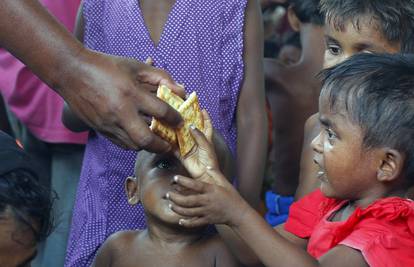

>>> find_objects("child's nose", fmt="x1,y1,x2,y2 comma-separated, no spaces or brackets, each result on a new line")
311,132,323,154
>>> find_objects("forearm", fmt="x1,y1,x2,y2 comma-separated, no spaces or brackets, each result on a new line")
232,201,319,267
236,107,267,208
0,0,84,93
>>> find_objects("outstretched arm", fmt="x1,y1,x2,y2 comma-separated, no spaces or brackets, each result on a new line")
168,126,368,267
0,0,184,152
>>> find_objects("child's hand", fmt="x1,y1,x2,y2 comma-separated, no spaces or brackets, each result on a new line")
167,168,249,227
175,110,220,184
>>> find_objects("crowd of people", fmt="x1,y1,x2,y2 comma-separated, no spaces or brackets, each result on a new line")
0,0,413,266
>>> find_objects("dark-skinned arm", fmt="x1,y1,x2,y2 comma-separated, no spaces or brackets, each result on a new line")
0,0,184,152
237,0,267,209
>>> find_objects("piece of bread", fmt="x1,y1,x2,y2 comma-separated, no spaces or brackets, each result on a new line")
150,85,184,144
177,92,204,156
150,85,204,156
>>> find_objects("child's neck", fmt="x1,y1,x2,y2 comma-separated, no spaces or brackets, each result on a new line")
352,186,408,209
145,217,203,248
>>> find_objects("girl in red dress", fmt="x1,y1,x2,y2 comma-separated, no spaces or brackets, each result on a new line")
167,53,414,267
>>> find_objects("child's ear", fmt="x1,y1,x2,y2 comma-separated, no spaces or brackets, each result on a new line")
125,176,140,205
377,149,405,182
287,5,301,32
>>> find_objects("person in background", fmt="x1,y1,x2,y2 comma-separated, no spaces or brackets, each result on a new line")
0,131,53,267
264,0,325,226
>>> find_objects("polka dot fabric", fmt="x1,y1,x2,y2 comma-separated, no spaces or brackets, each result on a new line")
65,0,247,266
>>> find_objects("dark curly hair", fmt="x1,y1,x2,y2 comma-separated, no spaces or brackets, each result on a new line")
0,169,54,242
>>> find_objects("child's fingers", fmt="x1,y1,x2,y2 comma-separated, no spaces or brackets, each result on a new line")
174,175,207,192
178,217,209,228
170,204,205,217
167,191,205,207
189,126,214,155
201,109,213,142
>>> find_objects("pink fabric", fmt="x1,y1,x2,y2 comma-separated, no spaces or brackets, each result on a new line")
0,0,87,144
285,189,414,267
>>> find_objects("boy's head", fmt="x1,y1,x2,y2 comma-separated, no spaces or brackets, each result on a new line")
126,133,234,227
313,53,414,198
287,0,324,31
320,0,414,67
0,131,53,267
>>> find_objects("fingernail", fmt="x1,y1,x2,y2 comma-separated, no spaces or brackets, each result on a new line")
206,166,213,170
176,83,185,88
189,124,196,130
166,192,170,199
168,203,173,209
174,176,179,182
179,219,184,225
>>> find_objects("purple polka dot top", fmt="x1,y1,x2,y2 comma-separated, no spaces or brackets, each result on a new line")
65,0,247,266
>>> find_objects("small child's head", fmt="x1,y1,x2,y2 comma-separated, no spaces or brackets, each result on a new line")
320,0,414,67
0,132,53,267
287,0,324,31
126,133,234,228
312,53,414,199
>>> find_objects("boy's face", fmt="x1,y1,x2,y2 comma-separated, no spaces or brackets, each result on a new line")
311,91,380,199
324,16,400,68
132,151,191,224
0,212,37,267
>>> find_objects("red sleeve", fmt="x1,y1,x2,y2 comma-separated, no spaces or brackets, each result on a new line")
284,189,329,238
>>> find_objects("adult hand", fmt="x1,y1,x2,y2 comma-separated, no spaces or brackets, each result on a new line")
60,49,185,152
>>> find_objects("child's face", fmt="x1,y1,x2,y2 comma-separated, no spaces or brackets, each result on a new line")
324,16,400,68
133,151,191,224
311,92,380,199
0,212,37,267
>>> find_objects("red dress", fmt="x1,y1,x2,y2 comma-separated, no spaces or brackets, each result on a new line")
285,190,414,267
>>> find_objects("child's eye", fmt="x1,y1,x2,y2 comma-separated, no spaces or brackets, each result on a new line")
325,128,337,143
327,44,342,56
155,159,177,170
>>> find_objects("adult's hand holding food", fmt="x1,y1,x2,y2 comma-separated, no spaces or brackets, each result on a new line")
0,0,184,152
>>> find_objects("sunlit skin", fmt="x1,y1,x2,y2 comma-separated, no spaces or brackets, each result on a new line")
0,210,38,267
295,17,401,199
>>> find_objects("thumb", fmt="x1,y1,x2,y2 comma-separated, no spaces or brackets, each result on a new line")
137,64,186,98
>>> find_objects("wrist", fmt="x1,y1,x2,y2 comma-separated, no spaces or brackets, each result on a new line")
228,192,252,229
50,44,88,98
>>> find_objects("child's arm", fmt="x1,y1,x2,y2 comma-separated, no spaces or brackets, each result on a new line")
236,0,268,208
294,114,321,200
169,127,368,267
169,174,368,267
